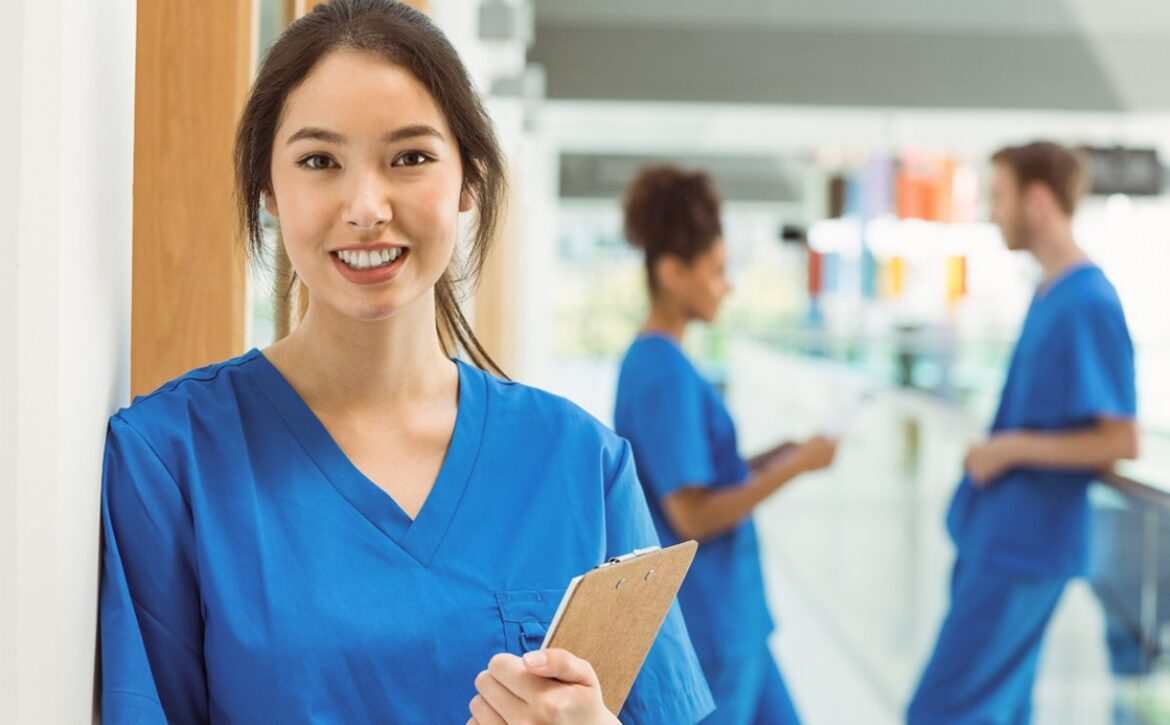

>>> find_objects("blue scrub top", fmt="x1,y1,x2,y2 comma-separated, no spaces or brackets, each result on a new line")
614,335,774,670
947,264,1137,577
100,349,714,724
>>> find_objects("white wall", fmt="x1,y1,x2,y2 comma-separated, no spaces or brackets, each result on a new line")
0,0,136,721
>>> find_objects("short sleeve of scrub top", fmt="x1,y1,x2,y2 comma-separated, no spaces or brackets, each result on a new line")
603,443,718,721
614,341,718,500
102,415,207,722
99,350,714,724
1060,293,1137,424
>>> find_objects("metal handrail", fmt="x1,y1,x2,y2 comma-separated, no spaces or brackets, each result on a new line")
1102,469,1170,510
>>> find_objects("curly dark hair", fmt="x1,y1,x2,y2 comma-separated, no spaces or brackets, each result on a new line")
622,165,723,296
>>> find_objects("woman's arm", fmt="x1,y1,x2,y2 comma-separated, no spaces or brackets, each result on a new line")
662,436,837,542
746,441,798,472
101,415,207,722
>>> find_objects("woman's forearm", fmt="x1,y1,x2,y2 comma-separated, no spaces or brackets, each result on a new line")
663,454,810,542
746,441,796,472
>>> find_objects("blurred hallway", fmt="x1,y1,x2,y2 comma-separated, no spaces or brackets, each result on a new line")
738,341,1167,724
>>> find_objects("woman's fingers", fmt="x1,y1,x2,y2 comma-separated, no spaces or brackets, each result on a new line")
485,652,551,703
468,694,506,725
475,663,531,721
522,648,600,688
472,650,612,724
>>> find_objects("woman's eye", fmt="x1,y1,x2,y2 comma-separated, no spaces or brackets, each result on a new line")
297,154,336,170
393,151,432,167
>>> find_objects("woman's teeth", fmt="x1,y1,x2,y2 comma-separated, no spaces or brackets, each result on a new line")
335,248,402,270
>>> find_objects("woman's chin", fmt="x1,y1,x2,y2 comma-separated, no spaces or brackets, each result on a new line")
353,296,418,322
339,287,425,323
324,296,405,324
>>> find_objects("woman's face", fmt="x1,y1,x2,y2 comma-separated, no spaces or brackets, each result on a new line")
267,50,471,323
670,237,731,323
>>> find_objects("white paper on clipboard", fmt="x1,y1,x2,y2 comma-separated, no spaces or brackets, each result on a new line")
542,574,583,648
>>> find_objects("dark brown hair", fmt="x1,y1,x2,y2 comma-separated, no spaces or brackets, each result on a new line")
622,165,723,296
234,0,506,375
991,141,1089,216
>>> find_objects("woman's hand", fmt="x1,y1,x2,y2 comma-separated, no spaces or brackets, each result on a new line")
793,435,838,473
467,649,618,725
748,441,799,471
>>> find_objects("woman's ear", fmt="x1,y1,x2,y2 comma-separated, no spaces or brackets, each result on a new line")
263,189,279,217
458,186,475,213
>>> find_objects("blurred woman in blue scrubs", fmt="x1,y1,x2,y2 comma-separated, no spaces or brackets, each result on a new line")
614,166,837,724
98,2,713,723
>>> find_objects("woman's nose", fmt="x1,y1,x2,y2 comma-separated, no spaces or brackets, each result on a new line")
346,172,392,231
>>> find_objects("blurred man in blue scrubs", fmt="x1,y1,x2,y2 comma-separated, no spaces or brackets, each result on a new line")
908,142,1139,724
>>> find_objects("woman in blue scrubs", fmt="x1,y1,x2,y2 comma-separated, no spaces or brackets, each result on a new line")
614,166,837,724
99,2,712,723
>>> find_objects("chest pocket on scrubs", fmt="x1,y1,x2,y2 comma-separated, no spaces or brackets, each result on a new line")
496,589,562,654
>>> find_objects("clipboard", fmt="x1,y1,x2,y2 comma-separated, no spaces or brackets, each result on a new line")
540,540,698,715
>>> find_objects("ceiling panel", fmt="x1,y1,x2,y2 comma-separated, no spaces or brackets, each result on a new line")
531,24,1141,111
529,0,1170,111
534,0,1170,35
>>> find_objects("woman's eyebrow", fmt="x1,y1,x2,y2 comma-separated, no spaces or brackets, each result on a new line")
286,127,345,146
285,124,444,147
382,125,445,144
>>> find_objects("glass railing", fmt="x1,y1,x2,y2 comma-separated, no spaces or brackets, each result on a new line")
1089,473,1170,724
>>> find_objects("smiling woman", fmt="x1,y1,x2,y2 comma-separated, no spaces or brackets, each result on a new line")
236,6,503,370
97,1,713,723
264,51,471,325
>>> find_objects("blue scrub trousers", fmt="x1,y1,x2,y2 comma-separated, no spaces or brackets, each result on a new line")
907,559,1067,725
701,646,800,725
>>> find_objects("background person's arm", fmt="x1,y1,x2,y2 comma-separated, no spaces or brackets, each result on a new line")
745,441,798,472
965,417,1139,486
662,436,836,542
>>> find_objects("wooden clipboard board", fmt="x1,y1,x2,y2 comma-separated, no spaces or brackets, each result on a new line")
541,540,698,715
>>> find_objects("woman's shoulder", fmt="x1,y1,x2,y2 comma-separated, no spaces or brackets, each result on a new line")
112,349,264,443
622,335,693,375
463,361,624,450
617,336,703,401
468,364,636,486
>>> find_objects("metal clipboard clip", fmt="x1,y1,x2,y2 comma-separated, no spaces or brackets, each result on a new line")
600,546,662,568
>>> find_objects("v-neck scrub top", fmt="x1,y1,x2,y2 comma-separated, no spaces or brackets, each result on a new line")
945,264,1137,577
100,350,714,724
614,335,774,670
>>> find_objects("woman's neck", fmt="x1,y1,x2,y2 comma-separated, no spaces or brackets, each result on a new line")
642,298,690,343
264,291,455,414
